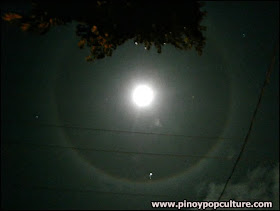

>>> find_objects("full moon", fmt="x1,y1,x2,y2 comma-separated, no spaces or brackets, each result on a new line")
132,85,154,107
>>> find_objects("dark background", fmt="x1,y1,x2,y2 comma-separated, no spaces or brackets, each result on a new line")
1,1,279,209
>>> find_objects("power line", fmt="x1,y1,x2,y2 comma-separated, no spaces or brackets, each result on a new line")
12,182,276,201
217,34,279,202
3,138,275,161
3,140,231,160
4,121,243,142
12,183,169,198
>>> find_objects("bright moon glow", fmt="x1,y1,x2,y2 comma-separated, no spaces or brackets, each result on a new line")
132,85,154,107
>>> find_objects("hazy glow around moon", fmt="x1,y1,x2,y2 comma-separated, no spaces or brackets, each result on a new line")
132,85,154,107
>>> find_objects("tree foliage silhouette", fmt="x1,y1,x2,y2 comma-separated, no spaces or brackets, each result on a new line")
3,0,207,62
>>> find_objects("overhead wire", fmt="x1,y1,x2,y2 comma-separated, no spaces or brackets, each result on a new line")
12,183,170,198
3,140,232,160
217,31,279,202
4,120,243,142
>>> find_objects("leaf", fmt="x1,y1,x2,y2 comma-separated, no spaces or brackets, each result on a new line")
2,13,22,21
85,55,93,61
21,23,30,31
91,25,98,33
78,39,86,48
38,22,49,29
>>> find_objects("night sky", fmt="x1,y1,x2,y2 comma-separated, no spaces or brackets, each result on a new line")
1,1,279,210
